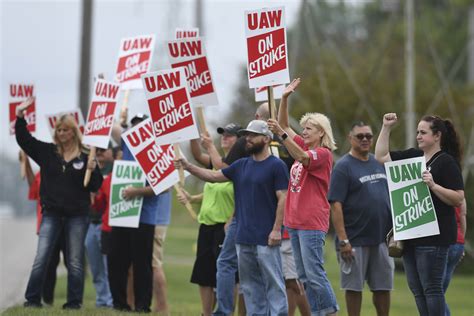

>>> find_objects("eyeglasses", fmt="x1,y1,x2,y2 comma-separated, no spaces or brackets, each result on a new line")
353,133,373,141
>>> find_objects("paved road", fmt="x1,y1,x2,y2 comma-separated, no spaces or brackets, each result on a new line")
0,216,37,311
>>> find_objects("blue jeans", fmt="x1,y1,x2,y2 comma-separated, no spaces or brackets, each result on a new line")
403,245,448,316
288,229,339,316
443,243,464,316
236,244,288,316
85,223,113,307
213,217,238,316
25,214,89,306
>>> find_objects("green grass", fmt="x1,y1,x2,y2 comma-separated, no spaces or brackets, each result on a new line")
3,207,474,315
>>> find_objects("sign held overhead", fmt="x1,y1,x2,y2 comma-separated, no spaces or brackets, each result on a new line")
115,34,155,90
244,7,290,88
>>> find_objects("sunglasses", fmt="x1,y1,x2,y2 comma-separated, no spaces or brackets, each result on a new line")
353,133,373,141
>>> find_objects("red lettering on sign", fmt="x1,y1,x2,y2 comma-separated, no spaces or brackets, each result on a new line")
125,121,154,148
144,71,181,93
176,30,198,39
95,82,120,99
247,9,282,30
168,40,202,58
10,84,34,98
122,37,153,51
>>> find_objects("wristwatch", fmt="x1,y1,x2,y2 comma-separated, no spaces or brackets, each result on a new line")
281,133,288,140
339,239,350,247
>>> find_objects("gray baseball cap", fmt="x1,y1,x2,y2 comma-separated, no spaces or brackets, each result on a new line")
238,120,273,138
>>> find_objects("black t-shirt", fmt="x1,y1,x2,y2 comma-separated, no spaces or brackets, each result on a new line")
390,148,463,246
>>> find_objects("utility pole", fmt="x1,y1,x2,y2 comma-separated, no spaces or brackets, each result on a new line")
405,0,415,148
465,6,474,181
468,6,474,83
196,0,204,34
78,0,93,118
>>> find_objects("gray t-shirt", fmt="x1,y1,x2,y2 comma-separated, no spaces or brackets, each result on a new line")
328,153,392,246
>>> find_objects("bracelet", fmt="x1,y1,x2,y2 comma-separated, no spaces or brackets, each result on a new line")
281,133,288,140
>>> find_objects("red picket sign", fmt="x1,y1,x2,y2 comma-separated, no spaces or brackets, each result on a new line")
141,68,199,145
83,79,120,149
9,84,36,135
115,34,155,90
121,118,184,195
245,7,290,88
175,27,199,39
166,38,218,107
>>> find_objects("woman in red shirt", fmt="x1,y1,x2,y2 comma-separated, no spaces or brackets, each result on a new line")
268,78,339,315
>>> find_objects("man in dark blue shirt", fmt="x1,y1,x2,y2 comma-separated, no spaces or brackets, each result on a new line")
176,120,289,315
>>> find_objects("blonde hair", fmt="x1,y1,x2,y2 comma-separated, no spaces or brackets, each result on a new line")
53,114,84,156
299,113,337,151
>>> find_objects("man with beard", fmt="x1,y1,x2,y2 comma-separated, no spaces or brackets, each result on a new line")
175,120,289,315
328,121,393,316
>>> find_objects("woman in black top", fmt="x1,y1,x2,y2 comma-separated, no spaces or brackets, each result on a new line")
375,113,464,316
16,98,103,310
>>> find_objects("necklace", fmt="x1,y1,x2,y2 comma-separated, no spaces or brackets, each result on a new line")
426,151,444,172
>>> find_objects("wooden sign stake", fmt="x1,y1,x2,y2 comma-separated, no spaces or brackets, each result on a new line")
173,144,186,186
173,184,197,220
267,86,277,119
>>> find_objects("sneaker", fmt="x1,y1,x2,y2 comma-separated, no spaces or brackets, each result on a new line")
62,302,82,310
24,301,42,308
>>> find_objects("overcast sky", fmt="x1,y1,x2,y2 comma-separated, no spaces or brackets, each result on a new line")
0,0,302,162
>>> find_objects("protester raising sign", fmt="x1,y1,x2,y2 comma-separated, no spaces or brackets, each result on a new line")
141,68,199,145
166,38,218,107
46,109,85,136
175,27,199,39
82,79,120,149
254,84,285,102
385,157,439,241
9,84,36,135
245,7,290,89
115,34,155,90
109,160,146,228
121,118,186,195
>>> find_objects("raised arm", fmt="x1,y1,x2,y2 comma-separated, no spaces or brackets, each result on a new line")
278,78,301,139
267,118,311,166
190,137,211,167
175,158,229,183
375,113,398,163
15,97,49,164
200,133,227,170
268,189,287,247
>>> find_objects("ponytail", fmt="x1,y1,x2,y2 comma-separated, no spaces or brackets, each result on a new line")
421,115,463,166
442,119,462,166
